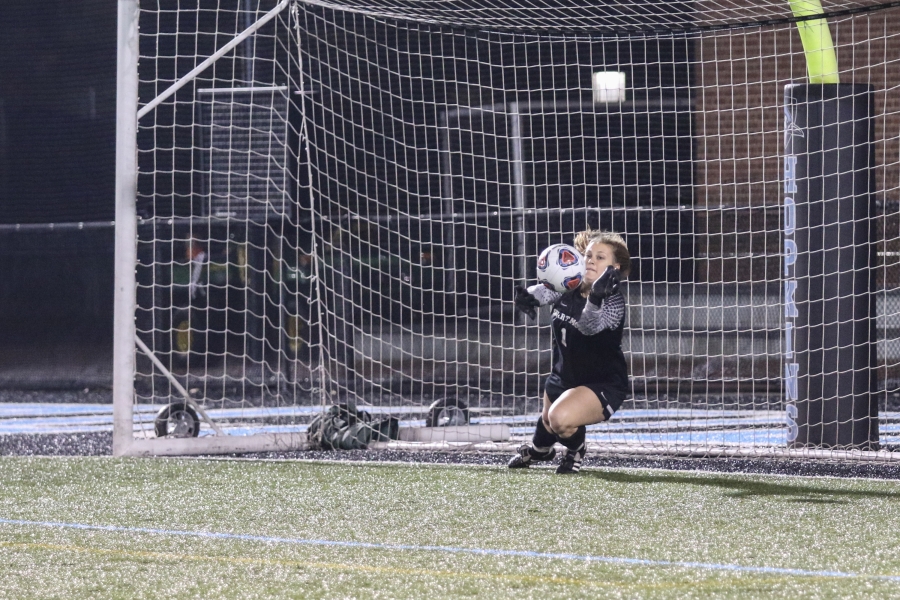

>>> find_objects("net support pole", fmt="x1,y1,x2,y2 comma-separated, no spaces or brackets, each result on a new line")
783,83,878,450
137,0,290,120
508,103,528,319
113,0,140,456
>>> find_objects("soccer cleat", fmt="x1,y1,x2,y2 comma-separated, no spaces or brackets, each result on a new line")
555,446,585,474
507,444,556,469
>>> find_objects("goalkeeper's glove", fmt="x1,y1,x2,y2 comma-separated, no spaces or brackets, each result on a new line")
589,266,620,306
514,285,540,320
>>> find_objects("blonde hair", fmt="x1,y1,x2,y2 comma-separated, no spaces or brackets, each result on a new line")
573,227,631,279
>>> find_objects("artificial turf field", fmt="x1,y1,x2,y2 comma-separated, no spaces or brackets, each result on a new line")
1,457,900,598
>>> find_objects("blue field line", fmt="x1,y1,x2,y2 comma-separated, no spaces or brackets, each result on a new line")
4,404,900,423
599,432,785,446
199,425,304,437
3,404,900,444
0,517,897,583
0,425,115,436
471,409,785,425
502,409,900,423
0,418,147,435
0,423,171,436
5,404,900,422
595,408,784,420
489,407,900,423
0,404,159,418
206,405,434,419
586,429,789,446
594,416,785,432
509,427,790,446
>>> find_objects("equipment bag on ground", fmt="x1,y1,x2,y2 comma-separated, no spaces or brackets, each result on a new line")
307,403,400,450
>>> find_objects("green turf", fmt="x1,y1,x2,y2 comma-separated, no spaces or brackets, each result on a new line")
1,457,900,598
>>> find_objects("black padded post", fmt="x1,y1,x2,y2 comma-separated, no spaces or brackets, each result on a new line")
783,83,878,450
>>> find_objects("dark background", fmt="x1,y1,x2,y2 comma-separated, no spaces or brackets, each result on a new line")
0,1,116,224
0,0,695,389
0,0,116,387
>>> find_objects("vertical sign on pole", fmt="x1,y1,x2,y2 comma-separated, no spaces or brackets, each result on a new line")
783,84,878,450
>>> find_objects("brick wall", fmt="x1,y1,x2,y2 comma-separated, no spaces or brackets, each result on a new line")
691,8,900,286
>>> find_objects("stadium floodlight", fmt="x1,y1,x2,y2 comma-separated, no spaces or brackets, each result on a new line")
114,0,900,461
592,71,626,104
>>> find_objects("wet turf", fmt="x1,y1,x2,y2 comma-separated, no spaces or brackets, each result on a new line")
1,457,900,598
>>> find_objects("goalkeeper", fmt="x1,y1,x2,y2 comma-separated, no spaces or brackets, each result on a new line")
510,229,630,474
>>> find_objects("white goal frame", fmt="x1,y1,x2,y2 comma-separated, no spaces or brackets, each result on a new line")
114,0,309,456
113,0,900,461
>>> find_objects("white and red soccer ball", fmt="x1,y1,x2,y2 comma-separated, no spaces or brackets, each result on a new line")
536,243,585,293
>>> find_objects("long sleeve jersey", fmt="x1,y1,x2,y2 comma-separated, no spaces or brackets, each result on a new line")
527,283,629,391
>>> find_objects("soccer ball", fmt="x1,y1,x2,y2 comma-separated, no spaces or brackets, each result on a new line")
536,243,585,293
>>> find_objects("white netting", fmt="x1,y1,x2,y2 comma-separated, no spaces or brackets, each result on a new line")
288,0,895,32
129,0,900,458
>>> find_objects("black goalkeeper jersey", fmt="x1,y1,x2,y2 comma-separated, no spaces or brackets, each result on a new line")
549,289,629,392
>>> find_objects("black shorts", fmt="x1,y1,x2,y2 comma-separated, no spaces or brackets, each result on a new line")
544,373,627,421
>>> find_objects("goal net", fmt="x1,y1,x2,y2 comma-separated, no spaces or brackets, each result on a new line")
115,0,900,460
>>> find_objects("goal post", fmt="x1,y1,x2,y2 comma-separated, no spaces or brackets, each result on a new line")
113,0,139,456
115,0,900,461
113,0,313,456
784,83,878,450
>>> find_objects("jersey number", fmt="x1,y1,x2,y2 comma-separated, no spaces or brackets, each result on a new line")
560,327,567,347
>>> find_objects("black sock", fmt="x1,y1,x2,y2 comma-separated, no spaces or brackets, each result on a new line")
532,416,556,452
557,426,586,453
